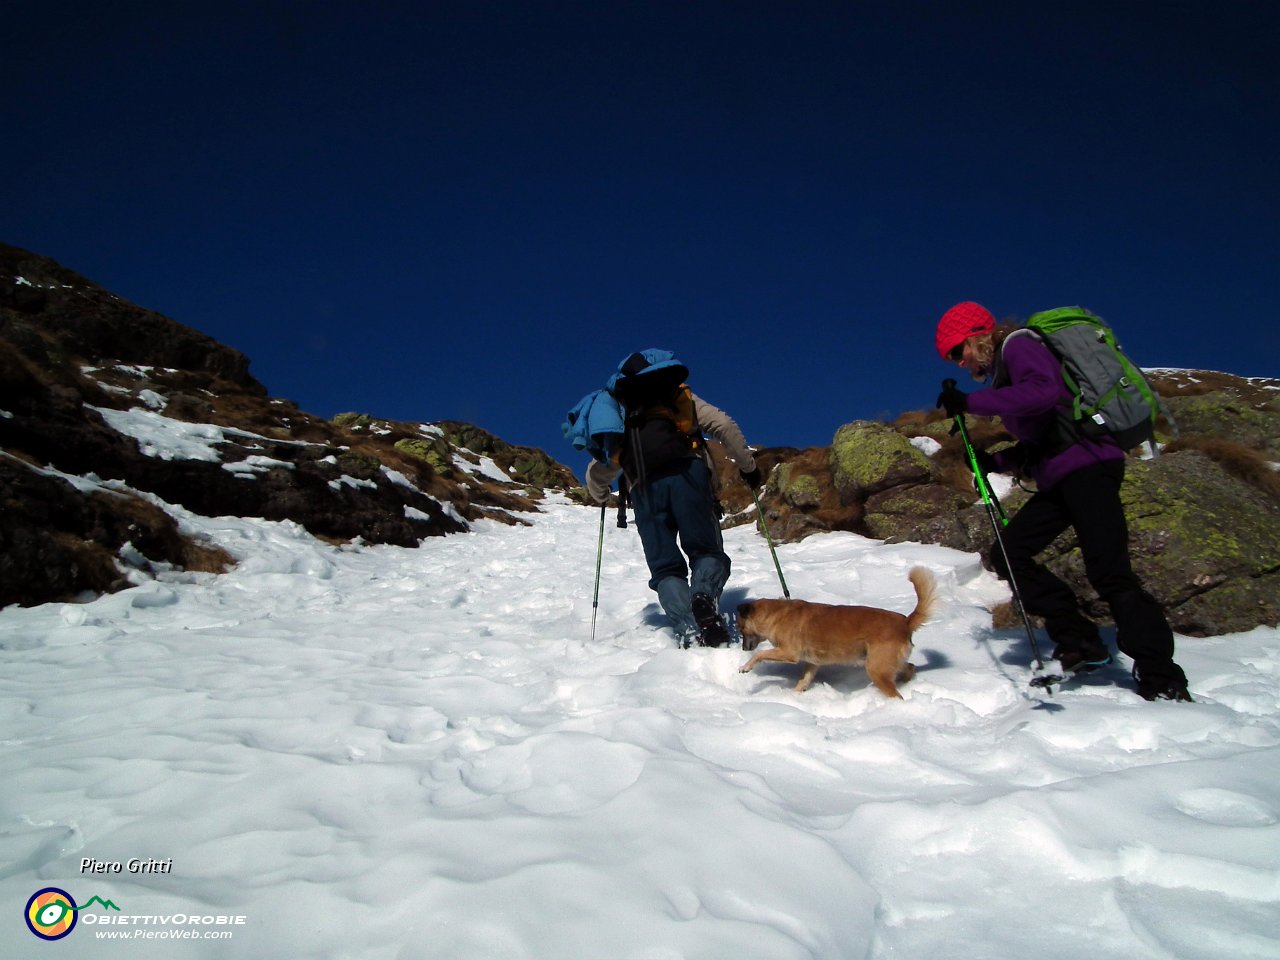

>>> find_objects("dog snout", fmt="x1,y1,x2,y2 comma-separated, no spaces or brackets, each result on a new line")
736,607,760,651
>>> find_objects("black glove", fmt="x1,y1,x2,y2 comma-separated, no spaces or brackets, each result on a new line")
973,448,997,475
740,466,763,490
935,379,968,419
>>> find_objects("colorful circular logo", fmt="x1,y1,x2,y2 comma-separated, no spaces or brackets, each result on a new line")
25,887,78,940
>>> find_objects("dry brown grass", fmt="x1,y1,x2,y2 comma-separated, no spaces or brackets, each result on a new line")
108,491,236,573
1149,369,1280,406
1165,436,1280,500
892,409,936,432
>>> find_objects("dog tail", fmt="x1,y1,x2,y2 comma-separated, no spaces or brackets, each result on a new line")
904,566,937,634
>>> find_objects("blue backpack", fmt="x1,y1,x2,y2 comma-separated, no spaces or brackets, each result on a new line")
606,348,689,404
563,349,691,463
562,388,626,463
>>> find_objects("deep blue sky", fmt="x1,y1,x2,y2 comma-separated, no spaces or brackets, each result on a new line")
4,2,1276,471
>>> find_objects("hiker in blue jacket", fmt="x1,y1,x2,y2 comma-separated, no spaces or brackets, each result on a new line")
586,350,761,648
935,301,1192,702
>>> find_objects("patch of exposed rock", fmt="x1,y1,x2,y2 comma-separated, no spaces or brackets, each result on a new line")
0,243,577,607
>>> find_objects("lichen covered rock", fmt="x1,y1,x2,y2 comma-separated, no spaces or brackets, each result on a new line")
829,421,934,503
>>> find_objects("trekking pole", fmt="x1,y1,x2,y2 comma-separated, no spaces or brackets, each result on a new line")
751,487,791,599
590,502,606,643
946,386,1060,692
947,385,1010,528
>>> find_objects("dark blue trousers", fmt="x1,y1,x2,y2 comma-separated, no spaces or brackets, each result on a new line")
630,458,730,635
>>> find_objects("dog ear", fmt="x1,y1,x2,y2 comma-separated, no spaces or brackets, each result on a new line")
736,601,754,619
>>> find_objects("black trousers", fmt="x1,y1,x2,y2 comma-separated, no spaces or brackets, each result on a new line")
989,460,1186,687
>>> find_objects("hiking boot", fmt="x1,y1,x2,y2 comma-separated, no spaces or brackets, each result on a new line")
692,593,732,648
1137,680,1194,702
1133,665,1193,702
1054,642,1113,674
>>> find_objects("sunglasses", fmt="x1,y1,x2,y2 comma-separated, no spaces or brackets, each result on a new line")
947,342,965,363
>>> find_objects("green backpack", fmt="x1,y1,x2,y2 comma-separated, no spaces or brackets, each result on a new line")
1020,307,1166,451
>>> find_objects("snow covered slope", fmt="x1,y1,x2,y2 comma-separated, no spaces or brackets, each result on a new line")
2,494,1277,958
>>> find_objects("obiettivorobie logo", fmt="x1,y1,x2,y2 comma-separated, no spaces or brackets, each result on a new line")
24,886,248,943
24,887,121,941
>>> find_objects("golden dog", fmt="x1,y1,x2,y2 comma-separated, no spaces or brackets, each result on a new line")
737,567,937,698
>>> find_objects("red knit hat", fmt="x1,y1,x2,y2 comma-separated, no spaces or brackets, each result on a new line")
936,301,995,359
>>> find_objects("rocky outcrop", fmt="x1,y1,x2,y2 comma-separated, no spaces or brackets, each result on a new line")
1162,387,1280,457
712,369,1280,636
1110,451,1278,634
830,421,935,500
0,454,236,608
0,243,578,608
0,243,259,388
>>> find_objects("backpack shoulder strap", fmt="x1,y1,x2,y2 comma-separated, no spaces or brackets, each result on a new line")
993,327,1044,386
1001,327,1041,348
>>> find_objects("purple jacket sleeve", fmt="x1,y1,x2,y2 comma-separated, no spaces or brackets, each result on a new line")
966,335,1064,425
966,333,1123,489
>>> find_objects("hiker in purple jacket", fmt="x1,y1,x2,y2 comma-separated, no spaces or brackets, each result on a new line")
934,301,1192,702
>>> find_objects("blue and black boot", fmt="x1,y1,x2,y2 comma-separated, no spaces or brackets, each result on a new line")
1134,665,1193,702
1054,640,1113,674
692,593,732,648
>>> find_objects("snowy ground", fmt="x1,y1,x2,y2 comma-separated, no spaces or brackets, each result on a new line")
2,493,1278,958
